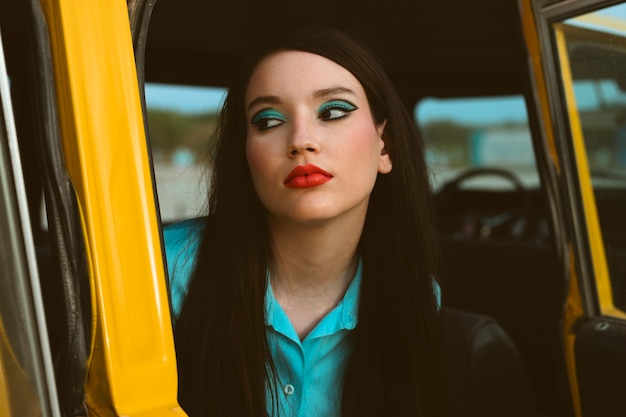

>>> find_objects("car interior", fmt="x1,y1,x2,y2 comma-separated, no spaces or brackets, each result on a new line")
145,1,568,416
1,0,574,415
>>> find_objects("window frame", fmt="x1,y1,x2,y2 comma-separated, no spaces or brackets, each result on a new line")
0,22,60,417
530,0,626,415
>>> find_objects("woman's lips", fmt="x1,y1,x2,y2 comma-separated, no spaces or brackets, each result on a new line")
284,164,333,188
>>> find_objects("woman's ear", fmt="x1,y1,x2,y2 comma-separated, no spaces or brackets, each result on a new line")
377,121,392,174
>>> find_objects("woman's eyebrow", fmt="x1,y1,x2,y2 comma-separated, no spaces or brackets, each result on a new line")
247,95,282,112
247,87,356,111
314,86,356,99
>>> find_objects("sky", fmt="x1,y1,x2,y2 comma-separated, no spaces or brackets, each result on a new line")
416,96,527,124
569,3,626,37
145,83,227,114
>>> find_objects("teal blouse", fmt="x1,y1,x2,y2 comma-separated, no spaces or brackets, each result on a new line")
164,218,361,417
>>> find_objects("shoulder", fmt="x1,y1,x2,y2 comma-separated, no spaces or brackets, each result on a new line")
163,217,205,267
164,217,204,246
163,217,205,318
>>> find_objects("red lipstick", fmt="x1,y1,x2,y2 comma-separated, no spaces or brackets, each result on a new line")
284,164,333,188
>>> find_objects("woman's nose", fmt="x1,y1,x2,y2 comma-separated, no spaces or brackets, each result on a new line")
287,117,320,156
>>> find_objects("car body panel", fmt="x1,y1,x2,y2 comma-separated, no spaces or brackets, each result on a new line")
531,1,626,416
38,0,183,415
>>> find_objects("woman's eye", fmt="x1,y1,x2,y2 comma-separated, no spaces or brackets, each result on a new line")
251,109,286,130
318,100,358,121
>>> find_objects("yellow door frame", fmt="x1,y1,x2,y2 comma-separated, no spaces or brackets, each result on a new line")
39,1,184,415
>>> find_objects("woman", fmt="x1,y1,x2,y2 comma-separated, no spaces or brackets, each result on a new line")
164,27,447,417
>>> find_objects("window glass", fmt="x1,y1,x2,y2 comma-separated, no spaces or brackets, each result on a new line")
416,96,537,190
145,83,226,223
558,3,626,314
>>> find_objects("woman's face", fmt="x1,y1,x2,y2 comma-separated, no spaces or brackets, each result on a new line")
244,50,392,227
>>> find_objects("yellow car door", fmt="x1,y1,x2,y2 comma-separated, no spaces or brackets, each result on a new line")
528,1,626,415
1,0,184,415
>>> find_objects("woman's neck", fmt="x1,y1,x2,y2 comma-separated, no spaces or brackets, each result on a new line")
268,216,363,339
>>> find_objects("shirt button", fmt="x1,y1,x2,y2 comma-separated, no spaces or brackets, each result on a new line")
283,384,295,396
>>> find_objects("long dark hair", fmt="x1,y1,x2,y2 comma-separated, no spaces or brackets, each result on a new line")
174,27,446,416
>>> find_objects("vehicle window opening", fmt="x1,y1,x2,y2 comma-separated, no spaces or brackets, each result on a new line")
144,82,227,224
416,96,546,241
559,4,626,314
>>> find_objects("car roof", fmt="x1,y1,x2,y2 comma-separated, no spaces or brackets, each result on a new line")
145,0,529,102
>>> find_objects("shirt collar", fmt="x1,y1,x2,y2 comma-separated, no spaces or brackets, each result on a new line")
264,258,362,338
340,258,361,330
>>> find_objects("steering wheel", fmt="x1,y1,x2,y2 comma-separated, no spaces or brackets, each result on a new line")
435,168,532,239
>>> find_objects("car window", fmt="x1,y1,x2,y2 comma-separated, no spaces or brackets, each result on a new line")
556,3,626,316
145,82,226,223
415,96,549,242
416,96,538,191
